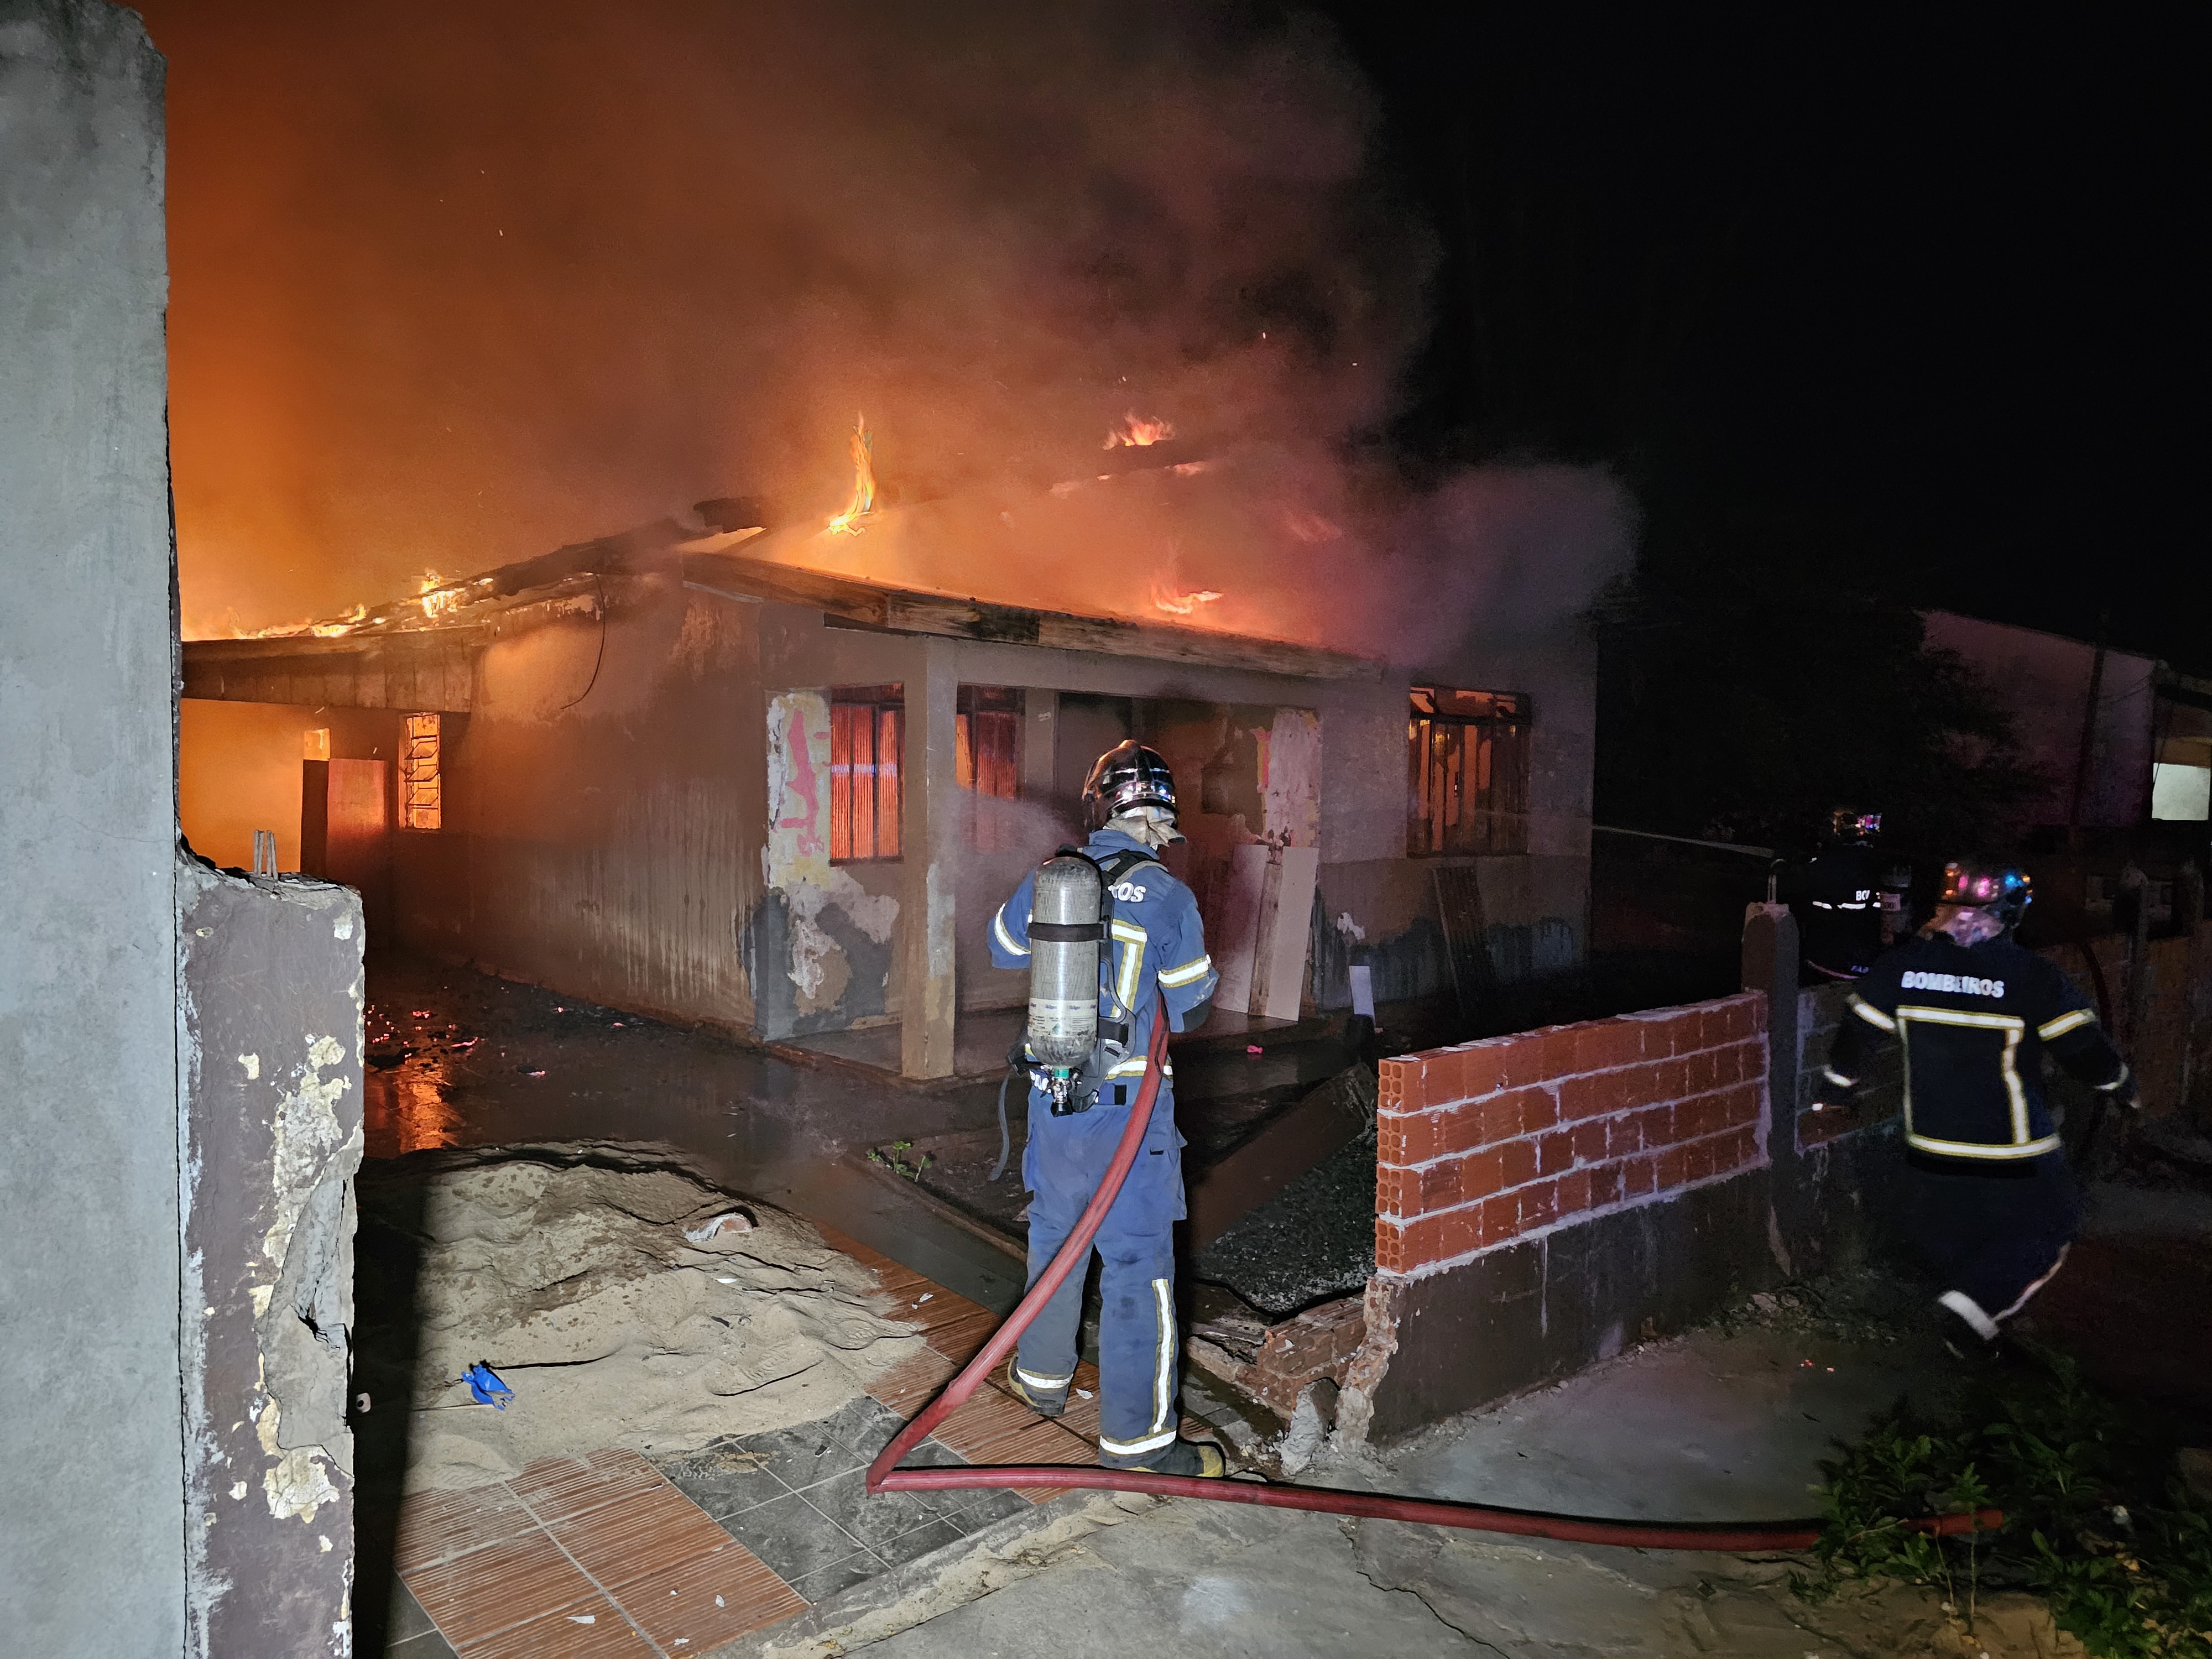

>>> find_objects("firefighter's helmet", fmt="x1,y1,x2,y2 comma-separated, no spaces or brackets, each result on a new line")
1938,858,2032,927
1083,740,1179,831
1828,806,1882,845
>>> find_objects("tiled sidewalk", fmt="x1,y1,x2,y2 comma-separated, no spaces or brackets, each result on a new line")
388,1227,1113,1655
393,1447,802,1657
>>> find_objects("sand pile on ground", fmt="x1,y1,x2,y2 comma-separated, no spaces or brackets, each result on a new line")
358,1142,919,1491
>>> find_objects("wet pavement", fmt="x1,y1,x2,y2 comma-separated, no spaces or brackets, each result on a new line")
362,950,1374,1321
362,951,1033,1311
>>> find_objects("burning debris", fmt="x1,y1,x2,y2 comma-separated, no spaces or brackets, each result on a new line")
1104,411,1176,450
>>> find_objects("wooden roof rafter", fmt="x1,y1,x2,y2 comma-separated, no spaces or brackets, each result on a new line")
677,541,1382,683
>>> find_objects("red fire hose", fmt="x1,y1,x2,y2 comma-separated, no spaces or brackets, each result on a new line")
865,1005,1999,1552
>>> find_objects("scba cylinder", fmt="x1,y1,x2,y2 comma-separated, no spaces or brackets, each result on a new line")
1026,854,1103,1067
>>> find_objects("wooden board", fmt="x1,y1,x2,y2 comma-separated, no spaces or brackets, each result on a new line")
1212,843,1319,1020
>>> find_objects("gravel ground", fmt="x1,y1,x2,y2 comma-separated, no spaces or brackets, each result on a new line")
1193,1133,1378,1316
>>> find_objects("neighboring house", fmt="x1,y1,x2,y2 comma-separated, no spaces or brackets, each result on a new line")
181,509,1599,1076
1921,610,2160,832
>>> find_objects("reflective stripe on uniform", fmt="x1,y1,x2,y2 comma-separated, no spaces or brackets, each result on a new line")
1821,1066,1856,1088
1149,1277,1175,1434
1110,919,1147,1010
2095,1063,2132,1093
1016,1364,1073,1390
1897,1005,2030,1144
993,904,1030,957
1159,952,1213,988
1848,993,1896,1032
2038,1007,2095,1040
1107,1055,1172,1078
1098,1426,1177,1458
1908,1130,2062,1161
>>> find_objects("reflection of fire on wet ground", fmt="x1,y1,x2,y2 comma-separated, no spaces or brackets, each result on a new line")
363,1005,475,1157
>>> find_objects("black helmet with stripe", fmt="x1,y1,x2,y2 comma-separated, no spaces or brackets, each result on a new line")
1082,740,1179,832
1938,858,2032,928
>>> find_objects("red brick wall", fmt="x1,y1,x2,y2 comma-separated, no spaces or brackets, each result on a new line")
1375,993,1769,1277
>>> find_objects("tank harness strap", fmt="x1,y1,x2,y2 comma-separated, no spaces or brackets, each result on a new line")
999,844,1171,1173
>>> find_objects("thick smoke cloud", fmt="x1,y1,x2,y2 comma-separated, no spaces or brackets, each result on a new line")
147,0,1628,650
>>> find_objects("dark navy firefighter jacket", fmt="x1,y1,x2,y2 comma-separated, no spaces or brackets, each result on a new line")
1825,931,2130,1169
987,827,1220,1118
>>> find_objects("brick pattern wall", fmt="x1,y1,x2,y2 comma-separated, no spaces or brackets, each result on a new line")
1796,983,1902,1149
1375,993,1770,1277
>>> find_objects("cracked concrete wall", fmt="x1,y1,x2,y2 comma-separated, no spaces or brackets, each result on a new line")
178,858,364,1656
0,3,185,1650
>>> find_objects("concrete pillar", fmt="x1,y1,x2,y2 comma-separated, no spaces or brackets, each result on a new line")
1741,901,1807,1262
0,6,185,1652
901,641,959,1077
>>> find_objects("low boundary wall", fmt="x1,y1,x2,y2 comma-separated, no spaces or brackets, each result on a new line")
1343,992,1780,1442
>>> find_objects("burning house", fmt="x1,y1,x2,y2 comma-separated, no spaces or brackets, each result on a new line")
180,451,1604,1077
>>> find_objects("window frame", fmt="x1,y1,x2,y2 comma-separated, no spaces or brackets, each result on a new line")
829,684,905,864
397,711,443,832
1407,685,1531,857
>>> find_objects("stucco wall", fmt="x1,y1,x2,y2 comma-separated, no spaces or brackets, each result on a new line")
0,3,185,1648
195,566,1601,1045
1922,610,2156,831
403,573,763,1030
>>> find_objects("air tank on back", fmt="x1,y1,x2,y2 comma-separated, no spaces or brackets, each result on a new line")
1026,853,1103,1068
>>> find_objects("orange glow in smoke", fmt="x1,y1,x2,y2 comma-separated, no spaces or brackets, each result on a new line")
1104,411,1175,450
825,414,877,535
1150,580,1224,617
1280,506,1342,544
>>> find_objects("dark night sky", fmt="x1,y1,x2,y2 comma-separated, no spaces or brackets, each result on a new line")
1320,7,2206,669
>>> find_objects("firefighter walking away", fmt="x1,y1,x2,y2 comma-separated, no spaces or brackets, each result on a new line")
1815,858,2138,1347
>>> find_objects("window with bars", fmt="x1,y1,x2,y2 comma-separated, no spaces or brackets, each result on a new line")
399,712,442,830
957,686,1022,853
1408,686,1528,855
830,686,904,862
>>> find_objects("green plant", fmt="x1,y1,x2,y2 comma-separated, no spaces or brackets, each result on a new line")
867,1140,934,1182
1798,1349,2212,1657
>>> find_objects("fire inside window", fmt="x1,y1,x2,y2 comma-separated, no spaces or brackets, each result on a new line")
957,685,1022,854
399,712,442,830
1408,686,1530,855
830,686,903,862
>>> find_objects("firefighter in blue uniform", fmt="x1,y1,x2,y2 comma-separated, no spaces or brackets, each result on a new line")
987,741,1226,1475
1817,858,2137,1345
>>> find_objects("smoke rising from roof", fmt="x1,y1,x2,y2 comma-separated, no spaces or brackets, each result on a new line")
149,0,1628,651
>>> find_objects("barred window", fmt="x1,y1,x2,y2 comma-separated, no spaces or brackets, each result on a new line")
1408,687,1528,855
956,686,1022,854
830,685,903,862
399,712,442,830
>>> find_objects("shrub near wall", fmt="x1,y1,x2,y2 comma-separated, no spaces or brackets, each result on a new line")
1343,993,1778,1441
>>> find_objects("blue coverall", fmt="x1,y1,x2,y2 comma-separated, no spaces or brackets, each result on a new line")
987,826,1219,1465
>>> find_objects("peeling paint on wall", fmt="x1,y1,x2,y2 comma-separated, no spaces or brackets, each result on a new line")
178,855,363,1656
1263,707,1322,847
752,690,901,1037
